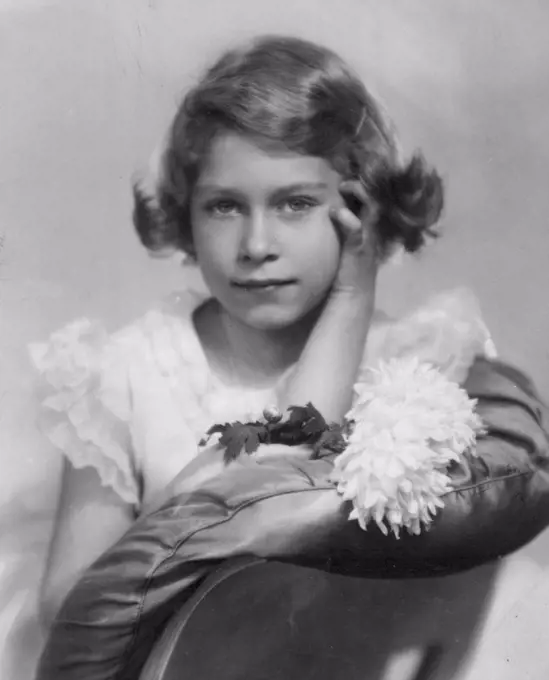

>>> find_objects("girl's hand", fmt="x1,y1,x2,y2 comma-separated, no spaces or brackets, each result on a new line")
329,180,379,299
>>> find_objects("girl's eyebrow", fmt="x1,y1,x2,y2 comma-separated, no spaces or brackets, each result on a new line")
195,182,329,196
273,182,329,195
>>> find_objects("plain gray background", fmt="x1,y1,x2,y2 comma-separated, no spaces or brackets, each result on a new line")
1,1,548,678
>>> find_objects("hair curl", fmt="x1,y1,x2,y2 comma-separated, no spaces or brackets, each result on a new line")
133,35,443,260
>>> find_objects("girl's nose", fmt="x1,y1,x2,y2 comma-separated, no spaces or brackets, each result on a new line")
238,210,278,263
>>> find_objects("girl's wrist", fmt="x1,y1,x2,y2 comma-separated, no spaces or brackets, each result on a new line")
327,284,376,316
276,288,374,422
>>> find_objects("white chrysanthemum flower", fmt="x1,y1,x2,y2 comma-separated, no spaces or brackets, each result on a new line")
331,358,484,538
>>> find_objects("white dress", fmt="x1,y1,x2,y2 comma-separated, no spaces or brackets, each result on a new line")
29,284,496,513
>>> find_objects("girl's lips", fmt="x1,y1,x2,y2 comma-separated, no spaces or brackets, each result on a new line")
231,278,297,289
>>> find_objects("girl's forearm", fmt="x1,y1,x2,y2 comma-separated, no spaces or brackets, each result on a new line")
277,291,374,423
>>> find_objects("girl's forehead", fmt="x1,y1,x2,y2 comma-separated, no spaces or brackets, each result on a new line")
196,132,340,190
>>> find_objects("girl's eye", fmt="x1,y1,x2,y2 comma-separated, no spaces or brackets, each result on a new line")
205,199,241,217
280,196,319,215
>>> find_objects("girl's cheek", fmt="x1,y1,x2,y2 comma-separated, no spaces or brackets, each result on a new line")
304,233,340,286
195,233,239,278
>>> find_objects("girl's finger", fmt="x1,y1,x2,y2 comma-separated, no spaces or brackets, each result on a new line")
339,179,369,209
339,180,378,226
330,206,364,247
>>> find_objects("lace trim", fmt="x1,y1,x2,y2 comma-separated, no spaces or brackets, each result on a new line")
29,319,140,506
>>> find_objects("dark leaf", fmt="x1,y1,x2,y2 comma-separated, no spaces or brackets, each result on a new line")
287,402,327,436
217,422,267,462
312,424,347,458
206,423,230,437
257,427,271,445
206,403,338,463
244,429,261,454
286,404,312,425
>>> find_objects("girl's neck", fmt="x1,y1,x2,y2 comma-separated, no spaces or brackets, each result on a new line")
195,299,319,389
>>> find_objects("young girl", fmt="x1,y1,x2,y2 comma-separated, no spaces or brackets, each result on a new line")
31,34,496,627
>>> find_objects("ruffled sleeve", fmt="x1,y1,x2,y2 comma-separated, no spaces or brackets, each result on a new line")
29,318,141,507
363,287,497,385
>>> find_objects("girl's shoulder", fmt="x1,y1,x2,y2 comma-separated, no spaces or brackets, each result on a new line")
29,286,211,389
365,287,498,384
28,287,212,509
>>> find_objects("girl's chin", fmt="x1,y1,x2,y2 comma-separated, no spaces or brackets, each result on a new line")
234,304,316,332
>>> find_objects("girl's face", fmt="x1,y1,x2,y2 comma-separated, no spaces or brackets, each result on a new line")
190,132,343,331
